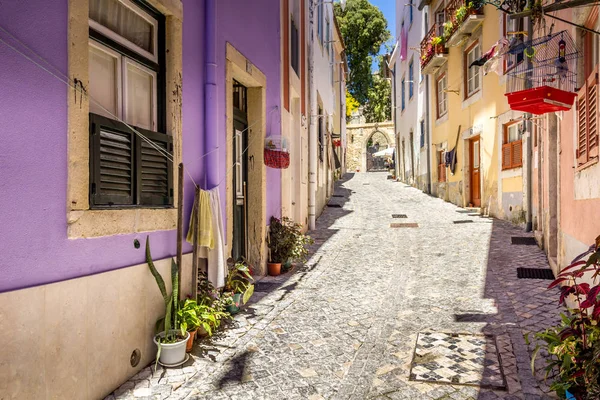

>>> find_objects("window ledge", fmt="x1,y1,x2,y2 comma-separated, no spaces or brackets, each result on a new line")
462,90,482,109
577,157,599,172
436,113,449,126
68,208,177,238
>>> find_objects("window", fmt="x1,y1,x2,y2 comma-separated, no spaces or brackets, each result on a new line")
436,73,447,118
435,7,445,38
317,3,323,45
465,42,481,98
420,119,425,148
401,77,406,111
88,0,171,208
291,18,299,75
577,66,600,167
318,105,324,161
438,150,446,182
326,17,330,54
408,60,414,99
502,122,523,170
409,0,414,25
503,15,524,72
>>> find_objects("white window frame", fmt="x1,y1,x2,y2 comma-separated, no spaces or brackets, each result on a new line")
466,43,481,98
88,0,159,63
235,129,244,199
437,74,448,117
122,57,158,131
88,39,123,120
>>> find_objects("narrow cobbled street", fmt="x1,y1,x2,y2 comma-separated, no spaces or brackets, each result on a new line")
112,172,562,400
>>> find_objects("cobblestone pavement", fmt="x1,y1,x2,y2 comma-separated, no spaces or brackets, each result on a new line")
109,172,562,400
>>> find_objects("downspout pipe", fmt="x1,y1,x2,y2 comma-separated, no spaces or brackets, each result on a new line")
425,75,431,194
525,4,533,231
205,0,219,189
308,0,317,230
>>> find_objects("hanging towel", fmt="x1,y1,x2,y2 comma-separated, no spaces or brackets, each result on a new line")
186,189,214,248
206,187,226,289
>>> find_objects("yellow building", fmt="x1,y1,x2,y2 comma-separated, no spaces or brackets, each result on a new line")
419,0,531,224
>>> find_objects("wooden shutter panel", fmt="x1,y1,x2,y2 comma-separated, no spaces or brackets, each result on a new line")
511,140,522,167
588,70,599,159
136,128,173,206
502,143,511,170
577,84,588,165
90,114,134,207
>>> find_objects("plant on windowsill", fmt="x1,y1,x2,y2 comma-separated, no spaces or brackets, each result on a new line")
146,237,189,368
222,261,254,315
528,236,600,400
267,216,313,276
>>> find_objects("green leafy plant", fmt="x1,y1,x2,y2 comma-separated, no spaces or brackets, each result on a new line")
443,21,456,40
224,262,255,305
528,238,600,399
197,270,231,332
455,5,468,24
431,36,442,46
267,217,314,267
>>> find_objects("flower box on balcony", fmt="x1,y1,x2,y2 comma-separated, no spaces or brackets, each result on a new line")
420,24,449,74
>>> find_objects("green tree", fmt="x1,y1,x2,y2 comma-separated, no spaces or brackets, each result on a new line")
334,0,390,105
345,90,360,118
363,71,391,122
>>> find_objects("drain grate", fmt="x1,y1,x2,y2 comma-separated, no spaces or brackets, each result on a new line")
363,183,370,185
456,210,471,214
511,236,537,245
390,223,418,228
453,220,474,224
392,214,408,218
517,268,554,280
327,204,342,208
333,194,345,198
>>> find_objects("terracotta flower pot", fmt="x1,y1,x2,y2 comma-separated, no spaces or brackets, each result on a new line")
268,262,281,276
185,329,196,353
197,325,209,337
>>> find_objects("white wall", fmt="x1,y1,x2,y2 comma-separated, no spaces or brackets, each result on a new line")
394,0,427,188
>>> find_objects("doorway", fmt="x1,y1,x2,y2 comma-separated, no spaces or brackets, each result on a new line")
232,81,248,262
469,136,481,207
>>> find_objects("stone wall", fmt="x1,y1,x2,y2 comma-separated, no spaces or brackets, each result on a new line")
346,121,395,173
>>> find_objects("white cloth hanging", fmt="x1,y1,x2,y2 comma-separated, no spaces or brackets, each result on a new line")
206,187,226,288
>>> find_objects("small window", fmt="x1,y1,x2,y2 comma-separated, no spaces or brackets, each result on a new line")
318,106,324,162
438,150,446,182
465,42,481,98
326,18,331,54
502,122,523,170
401,77,406,111
409,0,414,25
291,18,299,75
317,3,323,45
88,0,170,208
420,120,425,148
503,15,524,73
408,60,414,99
437,73,448,118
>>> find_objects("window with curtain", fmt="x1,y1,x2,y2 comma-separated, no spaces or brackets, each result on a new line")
465,42,481,98
437,73,447,118
88,0,171,208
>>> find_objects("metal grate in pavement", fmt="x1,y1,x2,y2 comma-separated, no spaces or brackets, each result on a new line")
453,220,474,224
511,236,537,245
410,332,506,389
517,268,555,280
390,223,418,228
392,214,408,218
363,183,370,185
327,204,342,208
333,195,345,198
456,210,471,213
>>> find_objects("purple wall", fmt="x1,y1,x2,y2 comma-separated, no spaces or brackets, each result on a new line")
216,0,282,221
0,0,281,293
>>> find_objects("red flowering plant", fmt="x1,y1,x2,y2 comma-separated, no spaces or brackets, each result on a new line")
528,236,600,400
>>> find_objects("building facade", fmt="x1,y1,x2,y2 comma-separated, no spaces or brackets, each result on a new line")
0,0,285,398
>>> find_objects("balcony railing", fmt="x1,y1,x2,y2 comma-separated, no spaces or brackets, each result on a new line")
443,0,484,47
420,24,448,74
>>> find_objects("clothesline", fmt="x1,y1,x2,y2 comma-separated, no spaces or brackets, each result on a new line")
0,24,277,193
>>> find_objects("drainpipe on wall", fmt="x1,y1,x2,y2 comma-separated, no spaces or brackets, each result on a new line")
525,6,533,231
391,64,399,180
205,0,219,189
308,0,317,230
425,76,431,194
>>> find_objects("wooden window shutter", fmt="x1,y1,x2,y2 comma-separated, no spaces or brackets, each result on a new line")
577,67,599,165
511,140,522,167
137,128,173,206
502,143,511,170
90,114,134,206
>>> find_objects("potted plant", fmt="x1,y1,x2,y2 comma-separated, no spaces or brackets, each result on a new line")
528,237,600,399
222,261,254,314
267,216,313,275
146,237,189,368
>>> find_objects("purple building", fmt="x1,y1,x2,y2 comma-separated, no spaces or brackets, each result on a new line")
0,0,281,397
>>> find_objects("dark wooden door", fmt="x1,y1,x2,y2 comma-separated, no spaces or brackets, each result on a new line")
232,116,248,262
470,136,481,207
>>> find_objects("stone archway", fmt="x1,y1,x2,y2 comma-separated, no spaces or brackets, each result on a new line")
346,121,395,173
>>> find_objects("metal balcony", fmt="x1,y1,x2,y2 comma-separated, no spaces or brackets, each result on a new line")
420,24,448,75
444,0,484,47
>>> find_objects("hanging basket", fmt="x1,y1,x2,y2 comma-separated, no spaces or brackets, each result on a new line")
505,86,577,115
264,148,290,169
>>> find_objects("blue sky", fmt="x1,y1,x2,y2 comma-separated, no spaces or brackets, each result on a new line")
369,0,396,71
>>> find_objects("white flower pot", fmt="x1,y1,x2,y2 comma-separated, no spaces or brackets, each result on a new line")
153,330,189,366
